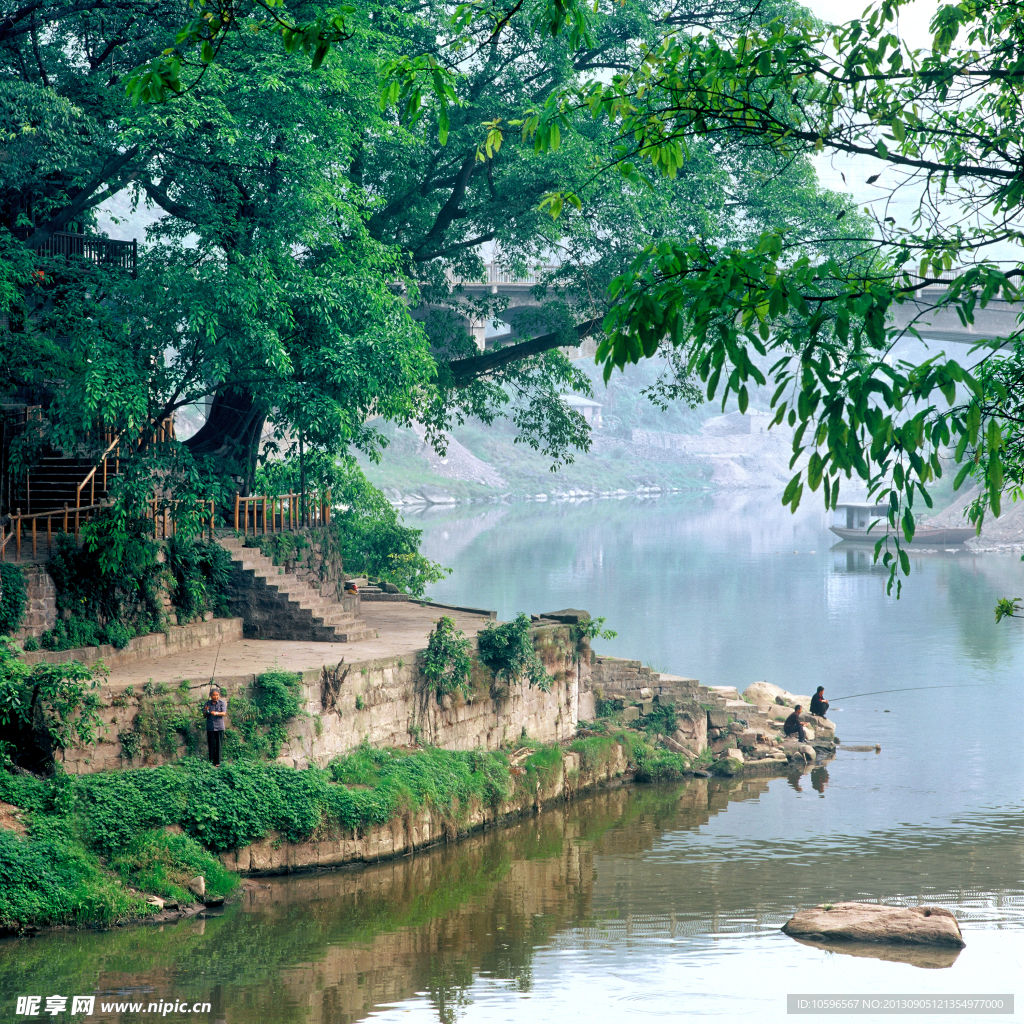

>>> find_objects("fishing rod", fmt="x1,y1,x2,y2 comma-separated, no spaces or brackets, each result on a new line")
829,683,986,702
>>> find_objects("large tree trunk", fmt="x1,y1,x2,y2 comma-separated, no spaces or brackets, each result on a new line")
183,387,266,494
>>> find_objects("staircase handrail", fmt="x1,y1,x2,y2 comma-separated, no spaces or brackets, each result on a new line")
75,431,123,518
234,490,331,535
1,503,103,562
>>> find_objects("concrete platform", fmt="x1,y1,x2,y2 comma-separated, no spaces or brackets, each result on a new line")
104,599,497,688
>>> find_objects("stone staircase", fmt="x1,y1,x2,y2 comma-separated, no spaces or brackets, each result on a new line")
218,536,375,643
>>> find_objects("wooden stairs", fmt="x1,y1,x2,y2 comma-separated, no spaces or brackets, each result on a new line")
218,535,375,643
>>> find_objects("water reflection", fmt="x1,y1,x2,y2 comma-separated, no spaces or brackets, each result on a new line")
4,776,1023,1024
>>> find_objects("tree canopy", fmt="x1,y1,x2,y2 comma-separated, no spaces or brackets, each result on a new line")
2,0,871,529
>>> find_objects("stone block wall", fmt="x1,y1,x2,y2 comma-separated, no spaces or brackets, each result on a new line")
23,617,243,671
219,744,629,875
244,527,347,600
14,566,57,640
587,655,700,703
57,623,590,774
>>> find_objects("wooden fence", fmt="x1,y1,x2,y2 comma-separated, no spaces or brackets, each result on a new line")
1,498,215,562
146,499,216,541
0,503,103,562
234,492,331,535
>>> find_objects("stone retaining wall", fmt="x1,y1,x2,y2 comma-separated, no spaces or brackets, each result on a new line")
14,566,57,640
56,623,587,774
22,617,243,671
219,745,629,875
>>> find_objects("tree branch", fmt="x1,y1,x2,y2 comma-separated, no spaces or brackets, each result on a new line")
24,144,141,247
446,318,602,385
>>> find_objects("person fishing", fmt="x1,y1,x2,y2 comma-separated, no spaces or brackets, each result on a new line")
784,705,808,743
810,686,829,717
204,687,227,766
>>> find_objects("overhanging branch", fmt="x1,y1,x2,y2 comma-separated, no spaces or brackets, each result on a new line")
445,318,602,385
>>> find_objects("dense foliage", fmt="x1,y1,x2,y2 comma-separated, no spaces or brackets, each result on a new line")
1,0,863,538
165,537,233,622
0,641,102,769
0,564,26,635
422,616,473,700
477,614,553,692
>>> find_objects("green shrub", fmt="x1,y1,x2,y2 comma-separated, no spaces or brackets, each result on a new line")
422,616,472,699
110,829,237,905
223,670,303,761
166,536,233,622
477,615,552,692
102,621,135,649
0,564,26,635
0,643,102,764
632,742,689,782
47,518,162,630
21,635,39,652
244,532,309,566
41,615,101,651
0,826,144,931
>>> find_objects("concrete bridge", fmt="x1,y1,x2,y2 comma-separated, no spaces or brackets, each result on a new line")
422,263,1024,355
892,284,1022,346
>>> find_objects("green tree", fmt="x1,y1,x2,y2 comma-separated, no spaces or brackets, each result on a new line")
2,0,869,526
486,0,1024,593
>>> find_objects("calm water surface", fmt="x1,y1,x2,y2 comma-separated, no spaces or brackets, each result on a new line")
4,495,1022,1023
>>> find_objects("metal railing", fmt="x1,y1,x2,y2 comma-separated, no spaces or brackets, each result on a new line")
234,491,331,535
0,503,103,562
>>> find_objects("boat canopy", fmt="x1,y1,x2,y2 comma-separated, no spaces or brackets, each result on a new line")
832,503,889,529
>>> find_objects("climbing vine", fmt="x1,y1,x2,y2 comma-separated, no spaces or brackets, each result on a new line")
0,564,26,635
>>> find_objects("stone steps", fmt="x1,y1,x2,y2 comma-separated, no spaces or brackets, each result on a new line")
218,536,375,643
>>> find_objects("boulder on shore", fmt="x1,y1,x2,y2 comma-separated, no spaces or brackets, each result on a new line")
743,680,811,709
782,903,965,948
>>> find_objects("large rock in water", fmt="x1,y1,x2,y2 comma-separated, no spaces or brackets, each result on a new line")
782,903,965,948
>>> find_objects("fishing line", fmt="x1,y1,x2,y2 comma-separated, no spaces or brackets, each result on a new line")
209,636,223,688
829,683,986,702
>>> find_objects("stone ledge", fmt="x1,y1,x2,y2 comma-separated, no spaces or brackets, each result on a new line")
19,617,244,670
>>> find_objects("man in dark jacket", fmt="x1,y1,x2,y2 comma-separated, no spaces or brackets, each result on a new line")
810,686,829,717
784,705,808,743
204,687,227,766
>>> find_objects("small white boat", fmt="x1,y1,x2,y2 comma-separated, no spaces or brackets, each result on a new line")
829,503,975,545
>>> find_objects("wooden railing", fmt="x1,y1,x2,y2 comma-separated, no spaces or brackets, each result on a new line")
146,499,216,541
234,491,331,535
75,432,122,517
0,496,217,562
0,503,103,562
17,229,137,277
73,418,175,516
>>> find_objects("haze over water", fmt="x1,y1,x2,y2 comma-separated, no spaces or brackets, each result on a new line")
3,495,1022,1023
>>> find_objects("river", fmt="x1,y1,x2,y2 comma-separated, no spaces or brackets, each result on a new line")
3,494,1023,1022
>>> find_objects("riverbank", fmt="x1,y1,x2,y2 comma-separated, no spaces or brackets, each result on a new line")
0,736,648,934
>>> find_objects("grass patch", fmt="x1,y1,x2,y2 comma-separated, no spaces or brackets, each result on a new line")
111,829,237,906
327,744,514,830
0,822,145,932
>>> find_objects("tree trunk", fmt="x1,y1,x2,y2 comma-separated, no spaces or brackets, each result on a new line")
182,387,266,494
